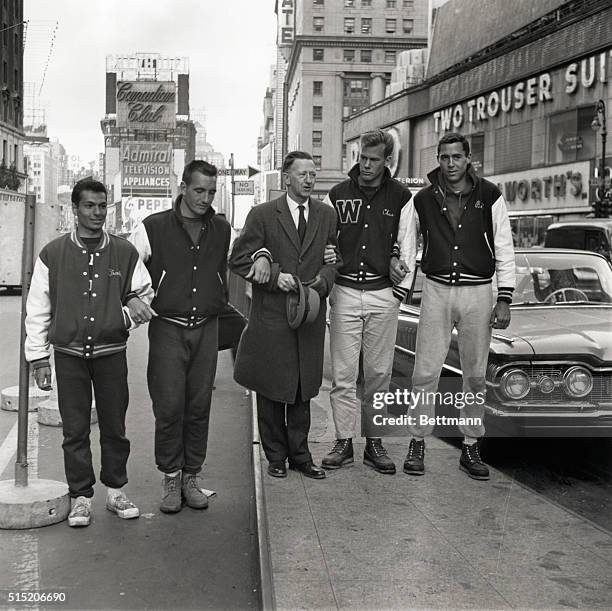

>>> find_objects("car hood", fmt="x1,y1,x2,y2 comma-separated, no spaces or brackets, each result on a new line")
504,306,612,361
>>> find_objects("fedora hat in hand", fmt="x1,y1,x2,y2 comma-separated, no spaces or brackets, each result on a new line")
286,277,320,329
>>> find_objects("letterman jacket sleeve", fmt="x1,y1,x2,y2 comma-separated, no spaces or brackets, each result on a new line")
492,192,516,303
128,222,152,263
392,195,417,302
25,255,52,364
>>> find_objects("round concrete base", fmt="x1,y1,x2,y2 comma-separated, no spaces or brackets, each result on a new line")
1,385,50,412
38,400,97,427
0,479,70,529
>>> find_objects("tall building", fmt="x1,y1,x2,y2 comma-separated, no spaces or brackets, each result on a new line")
275,0,428,196
257,65,281,203
23,125,57,207
100,53,195,234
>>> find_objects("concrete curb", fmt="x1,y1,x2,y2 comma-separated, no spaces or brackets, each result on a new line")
251,391,276,611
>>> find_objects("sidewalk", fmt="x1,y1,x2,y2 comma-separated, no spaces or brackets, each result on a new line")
259,381,612,610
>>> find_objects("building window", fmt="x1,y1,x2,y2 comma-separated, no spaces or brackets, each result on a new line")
13,32,18,54
361,0,372,6
313,48,324,62
2,139,6,163
313,106,323,121
313,0,324,5
2,24,7,46
548,107,598,164
386,0,397,7
13,144,17,170
344,0,355,6
386,19,397,33
403,0,414,7
361,49,372,63
361,17,372,34
384,50,396,64
494,122,533,173
469,133,485,175
3,61,7,84
312,130,322,147
403,19,414,33
313,16,324,32
343,78,371,115
343,49,355,62
313,155,322,170
313,80,323,96
344,17,355,34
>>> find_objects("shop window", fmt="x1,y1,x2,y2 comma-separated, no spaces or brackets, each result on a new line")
313,81,323,96
312,130,322,147
385,50,396,65
361,50,372,63
344,49,355,62
313,106,323,121
403,19,414,33
344,17,355,34
313,16,324,32
361,18,372,34
313,48,324,62
420,144,437,176
548,107,597,165
386,19,397,33
494,122,532,173
469,133,485,175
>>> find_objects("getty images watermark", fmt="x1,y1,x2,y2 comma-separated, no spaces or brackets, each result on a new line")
371,389,486,427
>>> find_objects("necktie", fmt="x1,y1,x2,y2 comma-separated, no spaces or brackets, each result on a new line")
297,205,307,244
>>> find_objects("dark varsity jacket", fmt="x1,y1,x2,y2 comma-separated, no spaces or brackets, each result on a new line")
25,230,153,363
323,164,415,297
414,166,515,302
129,196,231,327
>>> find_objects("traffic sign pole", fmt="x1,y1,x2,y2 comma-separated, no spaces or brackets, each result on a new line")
230,153,236,228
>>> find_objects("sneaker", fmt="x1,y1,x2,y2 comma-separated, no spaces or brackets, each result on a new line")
106,491,140,519
160,472,182,513
363,438,396,474
182,473,209,510
403,438,425,475
68,496,92,527
322,438,354,470
459,441,490,480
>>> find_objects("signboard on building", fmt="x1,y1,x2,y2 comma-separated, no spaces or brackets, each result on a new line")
116,81,176,130
120,142,174,197
121,196,173,233
487,161,590,214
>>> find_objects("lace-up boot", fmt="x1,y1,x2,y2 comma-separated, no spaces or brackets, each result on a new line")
363,438,396,474
182,473,209,509
321,438,354,470
460,441,490,480
403,438,425,475
160,472,182,513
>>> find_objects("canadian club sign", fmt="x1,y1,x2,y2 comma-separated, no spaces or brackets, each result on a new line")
116,81,176,129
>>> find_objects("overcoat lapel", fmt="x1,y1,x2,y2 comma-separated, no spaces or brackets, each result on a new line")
300,198,322,255
276,196,300,253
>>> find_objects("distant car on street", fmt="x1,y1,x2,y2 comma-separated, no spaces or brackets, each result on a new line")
391,249,612,437
545,219,612,262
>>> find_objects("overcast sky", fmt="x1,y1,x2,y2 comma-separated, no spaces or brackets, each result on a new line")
24,0,278,169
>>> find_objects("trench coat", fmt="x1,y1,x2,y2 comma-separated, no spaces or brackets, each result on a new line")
229,195,341,403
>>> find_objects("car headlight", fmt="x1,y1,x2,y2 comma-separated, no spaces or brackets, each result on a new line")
499,369,531,400
563,366,593,398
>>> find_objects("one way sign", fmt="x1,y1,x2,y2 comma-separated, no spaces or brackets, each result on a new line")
218,165,260,178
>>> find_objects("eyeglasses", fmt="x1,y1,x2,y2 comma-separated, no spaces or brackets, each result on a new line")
439,154,466,163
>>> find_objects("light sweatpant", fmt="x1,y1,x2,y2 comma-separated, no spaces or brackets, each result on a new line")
329,285,399,438
408,279,493,439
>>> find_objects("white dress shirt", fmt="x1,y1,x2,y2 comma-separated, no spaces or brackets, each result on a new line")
286,194,309,229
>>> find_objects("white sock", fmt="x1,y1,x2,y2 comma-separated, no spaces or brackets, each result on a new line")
166,470,181,478
463,437,477,446
106,487,122,500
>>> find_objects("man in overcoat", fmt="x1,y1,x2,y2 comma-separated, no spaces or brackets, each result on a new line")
229,151,340,479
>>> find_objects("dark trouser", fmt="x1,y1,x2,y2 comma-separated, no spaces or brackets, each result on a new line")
257,392,312,465
54,350,130,498
147,317,218,475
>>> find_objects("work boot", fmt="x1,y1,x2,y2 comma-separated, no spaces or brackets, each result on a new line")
403,438,425,475
68,496,92,527
321,438,354,470
363,438,396,474
182,473,209,509
459,441,490,480
106,490,140,519
160,472,182,513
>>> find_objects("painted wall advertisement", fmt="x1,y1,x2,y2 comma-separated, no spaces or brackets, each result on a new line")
116,80,176,130
121,196,173,233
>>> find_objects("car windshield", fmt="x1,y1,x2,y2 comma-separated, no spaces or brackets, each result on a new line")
513,252,612,305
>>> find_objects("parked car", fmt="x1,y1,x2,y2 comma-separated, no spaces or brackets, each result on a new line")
391,249,612,437
544,219,612,262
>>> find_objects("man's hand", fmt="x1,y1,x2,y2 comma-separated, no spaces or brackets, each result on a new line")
323,244,337,265
490,301,511,329
246,257,271,284
277,272,298,292
308,275,326,296
34,365,52,391
390,257,409,284
127,297,157,325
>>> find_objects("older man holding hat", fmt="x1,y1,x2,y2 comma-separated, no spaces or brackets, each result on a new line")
229,151,340,479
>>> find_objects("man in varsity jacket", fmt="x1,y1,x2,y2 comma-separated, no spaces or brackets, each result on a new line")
25,179,154,527
403,132,515,480
322,129,416,475
130,160,231,514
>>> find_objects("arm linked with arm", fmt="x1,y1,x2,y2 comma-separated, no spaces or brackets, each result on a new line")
492,194,516,303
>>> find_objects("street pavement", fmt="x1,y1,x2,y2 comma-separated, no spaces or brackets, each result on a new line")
0,296,259,610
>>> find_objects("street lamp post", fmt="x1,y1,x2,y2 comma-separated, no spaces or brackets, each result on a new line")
591,99,608,216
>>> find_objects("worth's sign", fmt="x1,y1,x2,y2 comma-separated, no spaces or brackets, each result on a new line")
434,49,611,133
116,81,176,129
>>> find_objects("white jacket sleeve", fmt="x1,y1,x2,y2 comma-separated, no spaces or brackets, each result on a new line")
395,198,417,292
25,258,52,362
128,222,152,262
492,193,516,301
